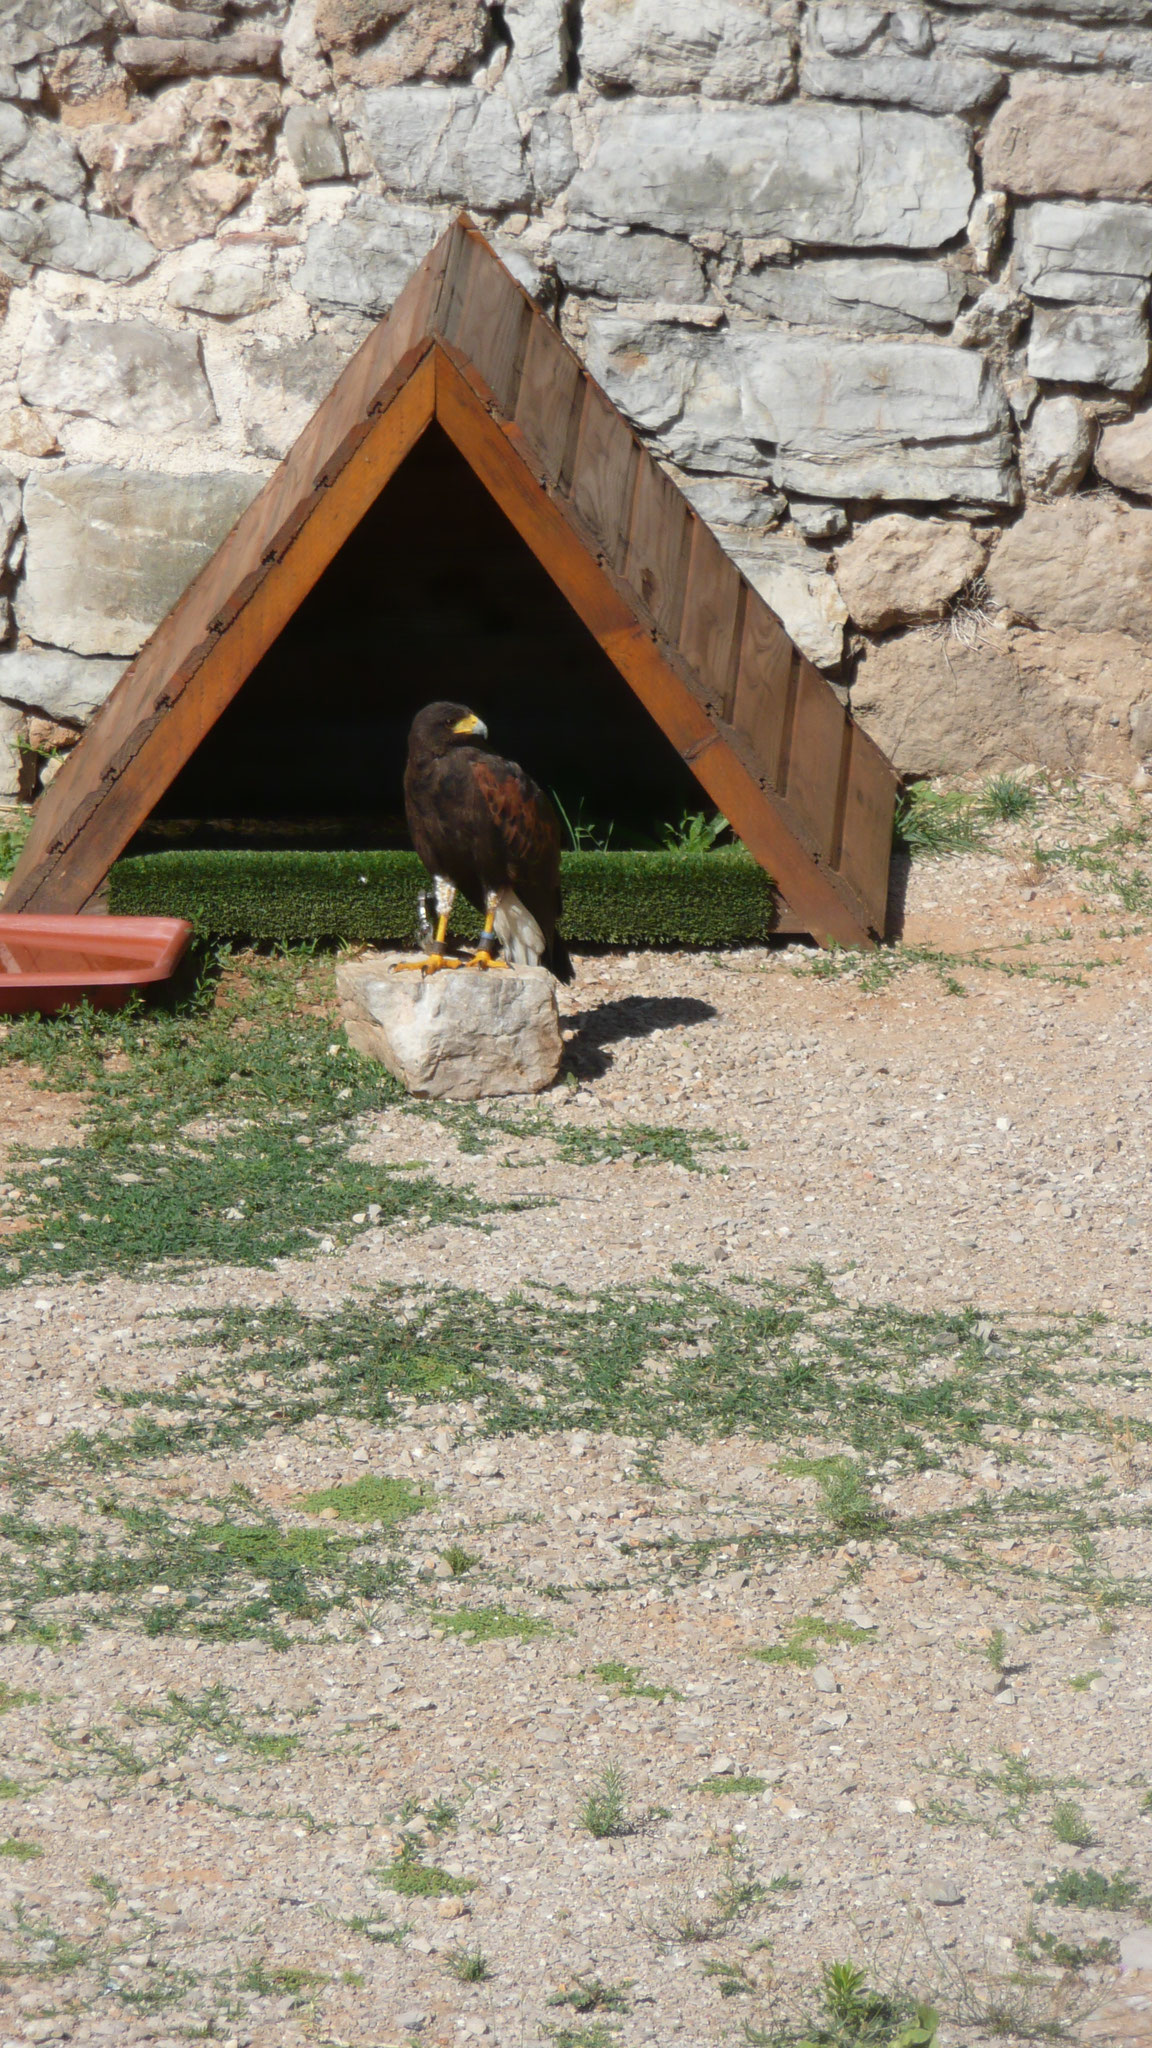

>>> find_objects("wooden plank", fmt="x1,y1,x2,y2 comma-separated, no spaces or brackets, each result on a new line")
731,588,794,788
566,378,638,573
836,718,895,935
678,518,743,718
513,314,584,486
435,349,636,646
440,228,532,419
5,358,437,913
601,623,873,949
623,457,692,644
785,656,850,867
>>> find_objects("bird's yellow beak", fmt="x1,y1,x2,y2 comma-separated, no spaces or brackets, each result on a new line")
452,713,487,738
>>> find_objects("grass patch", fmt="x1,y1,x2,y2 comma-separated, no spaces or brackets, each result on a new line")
0,1777,23,1799
240,1960,330,1998
894,786,986,857
377,1842,475,1898
1033,1867,1142,1911
590,1660,680,1702
696,1775,767,1796
753,1613,873,1671
1050,1800,1093,1848
298,1473,431,1524
580,1763,629,1839
434,1603,554,1644
549,1978,631,2013
0,1683,39,1712
0,1837,41,1859
446,1945,490,1983
0,949,488,1286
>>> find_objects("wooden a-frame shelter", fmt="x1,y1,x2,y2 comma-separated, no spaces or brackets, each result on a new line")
3,216,897,945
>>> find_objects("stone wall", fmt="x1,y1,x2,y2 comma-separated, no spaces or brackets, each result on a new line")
3,0,1152,806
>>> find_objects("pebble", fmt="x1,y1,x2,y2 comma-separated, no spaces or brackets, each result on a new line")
928,1878,965,1905
812,1665,838,1694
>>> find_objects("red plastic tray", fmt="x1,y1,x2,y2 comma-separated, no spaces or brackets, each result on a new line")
0,914,193,1015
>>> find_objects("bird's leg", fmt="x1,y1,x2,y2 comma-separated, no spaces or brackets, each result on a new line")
467,890,511,969
393,877,462,971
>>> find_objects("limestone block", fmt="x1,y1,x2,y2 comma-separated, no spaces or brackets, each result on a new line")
550,227,706,304
1026,303,1151,391
167,254,272,318
1096,406,1152,493
1014,200,1152,308
948,13,1152,66
527,101,577,200
238,333,354,460
853,622,1152,778
728,537,848,668
317,0,489,86
1020,395,1095,497
79,78,280,249
297,197,445,316
581,0,794,102
46,42,133,122
569,100,974,250
337,957,563,1099
800,43,1001,116
737,333,1018,505
791,501,847,540
18,308,217,436
0,407,61,458
672,469,785,531
0,197,155,281
0,103,84,199
283,102,346,183
501,0,569,106
984,76,1152,201
833,515,989,631
0,463,20,565
728,257,964,332
952,284,1028,349
113,28,280,77
580,311,753,474
0,0,121,70
987,496,1152,639
350,85,530,210
18,466,263,658
0,648,126,720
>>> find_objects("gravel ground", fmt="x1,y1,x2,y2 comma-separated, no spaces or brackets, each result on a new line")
0,782,1149,2048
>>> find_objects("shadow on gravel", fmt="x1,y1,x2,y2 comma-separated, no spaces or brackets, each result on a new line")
564,994,717,1077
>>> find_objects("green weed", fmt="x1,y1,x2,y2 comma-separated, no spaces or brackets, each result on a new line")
434,1603,553,1644
984,1627,1008,1671
440,1542,478,1576
0,1837,41,1859
590,1660,679,1702
377,1842,475,1898
240,1960,330,1998
981,776,1038,823
299,1474,431,1524
893,786,985,857
446,1945,490,1982
753,1613,871,1671
548,1978,630,2014
0,1777,23,1799
1034,1867,1141,1910
580,1763,629,1839
661,808,730,855
696,1776,767,1797
1050,1800,1093,1848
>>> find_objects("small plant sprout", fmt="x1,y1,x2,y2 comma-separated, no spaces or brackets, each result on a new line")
446,1945,489,1983
981,773,1037,823
440,1542,477,1577
984,1628,1008,1671
580,1763,629,1839
1050,1799,1093,1848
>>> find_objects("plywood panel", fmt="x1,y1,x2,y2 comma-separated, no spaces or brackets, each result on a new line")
441,229,532,418
732,590,794,788
513,316,584,486
623,458,692,643
567,379,638,572
837,718,895,931
785,655,849,866
678,520,743,717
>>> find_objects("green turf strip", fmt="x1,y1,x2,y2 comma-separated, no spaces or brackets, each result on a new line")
108,846,777,948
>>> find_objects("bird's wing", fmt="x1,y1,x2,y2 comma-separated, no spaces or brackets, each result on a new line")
471,756,561,917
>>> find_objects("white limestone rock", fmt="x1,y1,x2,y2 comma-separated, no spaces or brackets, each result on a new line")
350,85,531,210
0,0,124,69
801,30,1001,115
987,495,1152,639
527,99,577,199
238,333,354,460
729,256,964,331
569,99,974,250
581,0,794,102
0,196,155,281
737,333,1018,505
1014,200,1152,308
501,0,569,106
0,648,126,720
729,536,848,668
0,103,85,199
18,307,217,435
337,957,563,1099
1026,303,1151,391
580,311,753,474
550,227,706,304
18,466,263,658
1096,405,1152,493
297,197,445,316
672,470,785,531
0,702,21,804
1020,395,1096,497
167,253,272,318
283,102,346,184
833,514,990,631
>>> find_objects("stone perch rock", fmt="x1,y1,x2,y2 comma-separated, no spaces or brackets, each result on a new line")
336,954,563,1100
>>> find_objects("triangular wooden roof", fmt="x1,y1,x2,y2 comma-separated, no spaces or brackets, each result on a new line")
4,216,896,945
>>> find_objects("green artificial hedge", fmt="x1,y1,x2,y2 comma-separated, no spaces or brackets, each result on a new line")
108,846,778,948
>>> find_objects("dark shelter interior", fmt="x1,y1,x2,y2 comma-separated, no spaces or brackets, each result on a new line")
132,423,705,854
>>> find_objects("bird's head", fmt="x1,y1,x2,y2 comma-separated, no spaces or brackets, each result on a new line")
408,701,489,757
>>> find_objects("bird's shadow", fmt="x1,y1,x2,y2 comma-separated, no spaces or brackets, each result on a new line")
562,994,717,1081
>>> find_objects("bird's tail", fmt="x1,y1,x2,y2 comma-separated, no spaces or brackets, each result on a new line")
546,929,574,984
